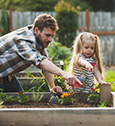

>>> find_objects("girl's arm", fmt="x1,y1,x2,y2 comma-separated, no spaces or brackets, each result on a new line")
94,64,110,85
78,56,93,72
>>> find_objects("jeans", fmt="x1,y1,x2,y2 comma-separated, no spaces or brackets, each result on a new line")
0,75,23,92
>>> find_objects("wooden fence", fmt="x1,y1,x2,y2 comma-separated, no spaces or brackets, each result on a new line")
0,9,115,65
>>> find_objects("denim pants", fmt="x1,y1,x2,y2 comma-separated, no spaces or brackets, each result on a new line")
0,75,23,92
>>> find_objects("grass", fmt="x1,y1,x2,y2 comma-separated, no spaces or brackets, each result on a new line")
95,70,115,92
104,70,115,92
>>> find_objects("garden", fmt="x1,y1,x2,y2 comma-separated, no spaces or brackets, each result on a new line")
0,1,115,125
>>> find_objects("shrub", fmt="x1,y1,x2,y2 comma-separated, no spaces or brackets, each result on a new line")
54,0,79,47
47,41,72,61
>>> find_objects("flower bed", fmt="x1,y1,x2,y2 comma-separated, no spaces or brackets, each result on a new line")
0,84,114,126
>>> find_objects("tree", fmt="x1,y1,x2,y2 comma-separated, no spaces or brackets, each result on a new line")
81,0,115,12
0,0,91,12
0,0,59,11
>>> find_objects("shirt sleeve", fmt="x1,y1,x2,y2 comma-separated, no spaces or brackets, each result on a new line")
16,39,46,66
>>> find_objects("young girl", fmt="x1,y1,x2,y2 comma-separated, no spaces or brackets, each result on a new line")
68,32,110,92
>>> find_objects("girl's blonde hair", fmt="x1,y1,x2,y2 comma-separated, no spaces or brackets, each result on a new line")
68,32,103,79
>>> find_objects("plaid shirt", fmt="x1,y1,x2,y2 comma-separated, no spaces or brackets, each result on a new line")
0,25,46,78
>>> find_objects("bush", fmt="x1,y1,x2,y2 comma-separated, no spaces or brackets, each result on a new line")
54,0,79,47
47,41,72,61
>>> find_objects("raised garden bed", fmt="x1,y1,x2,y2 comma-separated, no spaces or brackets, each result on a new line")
3,92,110,108
0,84,115,126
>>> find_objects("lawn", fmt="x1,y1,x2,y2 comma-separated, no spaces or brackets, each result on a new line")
104,70,115,92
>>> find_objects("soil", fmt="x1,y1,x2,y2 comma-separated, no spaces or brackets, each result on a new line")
3,101,112,108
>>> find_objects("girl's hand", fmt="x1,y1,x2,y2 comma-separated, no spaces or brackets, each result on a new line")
85,63,94,72
99,80,111,85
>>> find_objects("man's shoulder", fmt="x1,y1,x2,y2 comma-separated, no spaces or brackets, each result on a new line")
13,25,35,42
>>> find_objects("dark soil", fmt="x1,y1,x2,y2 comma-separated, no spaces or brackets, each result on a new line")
3,101,112,108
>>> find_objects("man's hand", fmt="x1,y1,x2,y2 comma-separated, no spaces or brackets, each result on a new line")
61,72,82,87
50,86,62,94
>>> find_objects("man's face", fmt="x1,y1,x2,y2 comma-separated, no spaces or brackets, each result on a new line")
35,27,55,48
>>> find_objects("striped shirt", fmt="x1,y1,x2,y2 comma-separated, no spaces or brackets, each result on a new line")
74,54,96,92
0,25,46,78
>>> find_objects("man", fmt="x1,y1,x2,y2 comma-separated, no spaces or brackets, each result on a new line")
0,14,82,93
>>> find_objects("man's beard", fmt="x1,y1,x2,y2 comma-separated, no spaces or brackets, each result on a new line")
35,35,43,47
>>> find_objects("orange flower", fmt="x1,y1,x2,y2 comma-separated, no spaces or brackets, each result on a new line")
61,93,71,98
18,91,24,95
91,88,96,91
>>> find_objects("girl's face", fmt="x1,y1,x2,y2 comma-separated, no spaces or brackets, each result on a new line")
82,39,95,58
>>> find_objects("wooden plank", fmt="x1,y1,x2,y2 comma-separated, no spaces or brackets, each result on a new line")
100,84,111,103
0,108,115,126
92,31,115,35
85,9,90,32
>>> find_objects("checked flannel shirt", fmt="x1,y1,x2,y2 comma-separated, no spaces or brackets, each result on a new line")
0,25,47,80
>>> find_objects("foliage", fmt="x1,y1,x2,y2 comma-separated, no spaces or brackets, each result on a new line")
87,93,100,105
31,92,43,103
0,101,4,108
16,91,29,104
12,0,59,11
97,101,107,107
22,72,49,92
81,0,115,12
0,0,59,11
0,9,10,35
22,73,67,92
54,0,79,47
49,93,60,103
0,0,114,12
47,41,72,61
60,93,76,105
0,0,91,11
31,84,44,102
0,89,13,102
65,0,92,11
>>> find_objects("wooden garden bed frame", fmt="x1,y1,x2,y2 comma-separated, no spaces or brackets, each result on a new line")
0,84,115,126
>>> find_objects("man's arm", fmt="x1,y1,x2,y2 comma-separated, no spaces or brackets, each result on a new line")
39,58,82,86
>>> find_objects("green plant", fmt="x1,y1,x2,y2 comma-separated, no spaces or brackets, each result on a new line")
97,101,107,107
0,89,13,102
16,91,29,104
31,92,43,103
47,41,72,61
0,101,4,108
49,93,60,104
31,83,44,102
87,93,100,105
60,93,76,105
54,0,79,47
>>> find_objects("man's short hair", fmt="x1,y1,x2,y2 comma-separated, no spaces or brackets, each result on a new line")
33,14,59,32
